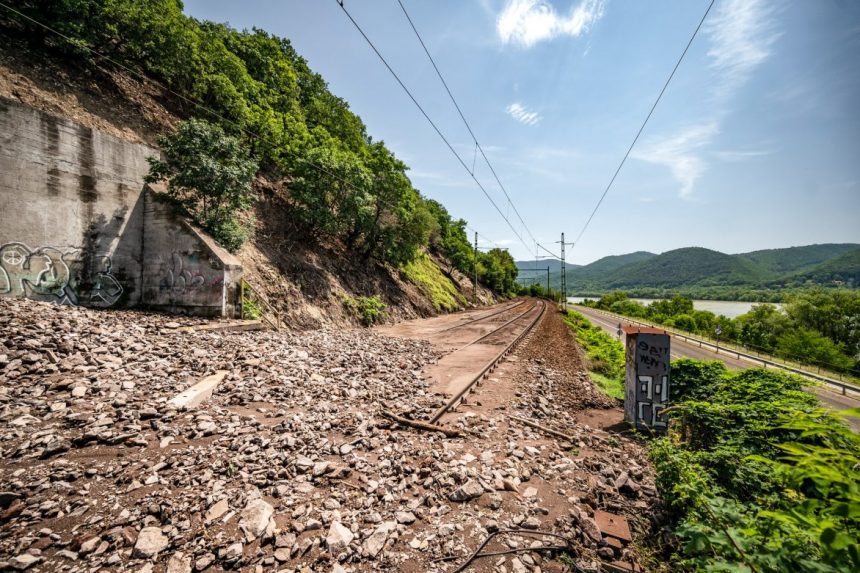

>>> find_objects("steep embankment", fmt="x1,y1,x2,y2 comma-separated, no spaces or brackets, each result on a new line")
0,37,490,327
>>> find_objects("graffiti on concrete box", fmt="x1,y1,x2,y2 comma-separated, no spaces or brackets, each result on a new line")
159,251,219,294
0,242,123,307
624,331,671,431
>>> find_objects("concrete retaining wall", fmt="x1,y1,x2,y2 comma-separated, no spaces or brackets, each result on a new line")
0,97,241,317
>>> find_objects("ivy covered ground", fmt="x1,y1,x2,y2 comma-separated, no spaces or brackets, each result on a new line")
568,312,859,572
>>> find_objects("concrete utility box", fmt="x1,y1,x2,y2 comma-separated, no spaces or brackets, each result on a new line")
623,327,671,431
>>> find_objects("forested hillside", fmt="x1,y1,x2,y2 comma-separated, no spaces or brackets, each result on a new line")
525,244,859,300
739,243,860,274
0,0,519,324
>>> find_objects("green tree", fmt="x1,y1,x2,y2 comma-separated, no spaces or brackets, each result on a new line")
145,118,257,251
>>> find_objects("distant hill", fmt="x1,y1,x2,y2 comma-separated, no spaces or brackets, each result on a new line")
518,243,860,296
738,244,860,275
599,247,767,289
782,247,860,288
571,251,656,281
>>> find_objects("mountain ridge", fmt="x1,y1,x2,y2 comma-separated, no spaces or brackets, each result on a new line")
517,243,860,296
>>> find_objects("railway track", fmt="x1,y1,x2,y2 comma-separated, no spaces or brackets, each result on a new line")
433,298,528,334
429,299,547,424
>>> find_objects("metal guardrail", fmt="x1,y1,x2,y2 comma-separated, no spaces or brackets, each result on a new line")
580,306,860,398
240,278,281,331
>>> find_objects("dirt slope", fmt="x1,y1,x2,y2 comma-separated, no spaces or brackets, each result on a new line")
0,42,493,328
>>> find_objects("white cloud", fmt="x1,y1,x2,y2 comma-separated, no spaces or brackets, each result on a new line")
712,148,772,162
506,102,542,125
705,0,780,96
632,0,779,198
632,123,719,198
496,0,606,48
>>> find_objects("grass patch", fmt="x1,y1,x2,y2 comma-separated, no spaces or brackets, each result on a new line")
588,371,625,400
563,309,625,400
401,250,467,312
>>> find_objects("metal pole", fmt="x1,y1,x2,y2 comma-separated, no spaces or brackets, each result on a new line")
473,231,478,301
561,232,566,311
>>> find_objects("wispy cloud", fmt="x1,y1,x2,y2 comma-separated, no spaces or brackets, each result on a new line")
506,102,542,125
712,148,772,162
496,0,606,48
705,0,780,96
633,0,779,198
632,123,719,198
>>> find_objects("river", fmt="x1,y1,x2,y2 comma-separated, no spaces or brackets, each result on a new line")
566,297,779,319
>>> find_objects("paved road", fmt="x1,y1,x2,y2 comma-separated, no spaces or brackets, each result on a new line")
574,305,860,431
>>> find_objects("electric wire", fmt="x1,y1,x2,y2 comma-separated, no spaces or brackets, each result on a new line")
573,0,716,246
395,0,539,248
334,0,537,259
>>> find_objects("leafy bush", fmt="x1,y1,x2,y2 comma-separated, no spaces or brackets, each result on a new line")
652,362,859,572
355,295,386,326
669,358,729,402
342,295,387,326
146,119,257,252
563,310,624,399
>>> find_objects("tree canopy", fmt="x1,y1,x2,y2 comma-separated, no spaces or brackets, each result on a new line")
2,0,517,292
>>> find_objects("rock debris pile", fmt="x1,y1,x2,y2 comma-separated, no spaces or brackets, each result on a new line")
0,299,659,572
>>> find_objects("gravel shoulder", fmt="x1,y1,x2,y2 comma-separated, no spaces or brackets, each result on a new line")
0,299,662,573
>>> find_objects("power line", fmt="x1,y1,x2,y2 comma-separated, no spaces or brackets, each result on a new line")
573,0,716,246
466,226,503,250
395,0,539,248
334,0,536,259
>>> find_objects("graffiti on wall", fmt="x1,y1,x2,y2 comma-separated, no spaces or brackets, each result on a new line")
0,242,123,307
159,251,220,294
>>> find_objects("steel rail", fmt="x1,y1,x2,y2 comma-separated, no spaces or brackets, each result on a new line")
453,301,540,353
434,299,529,334
429,300,546,424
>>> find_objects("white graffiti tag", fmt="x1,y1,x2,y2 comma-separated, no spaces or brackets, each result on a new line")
0,242,123,307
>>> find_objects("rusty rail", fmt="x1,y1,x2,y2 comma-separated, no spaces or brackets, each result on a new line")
429,299,546,424
434,298,528,334
240,278,281,331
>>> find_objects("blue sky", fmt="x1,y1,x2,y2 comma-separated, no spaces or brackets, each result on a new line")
183,0,860,264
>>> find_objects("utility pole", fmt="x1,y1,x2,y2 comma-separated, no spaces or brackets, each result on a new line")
556,233,574,312
473,231,478,301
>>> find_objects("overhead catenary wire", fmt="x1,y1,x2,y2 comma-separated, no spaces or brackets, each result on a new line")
0,1,505,261
573,0,716,246
334,0,537,260
395,0,540,248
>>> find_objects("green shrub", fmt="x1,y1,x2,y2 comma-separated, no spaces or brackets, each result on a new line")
145,119,257,252
355,295,386,326
563,310,624,399
652,361,859,572
342,294,387,326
